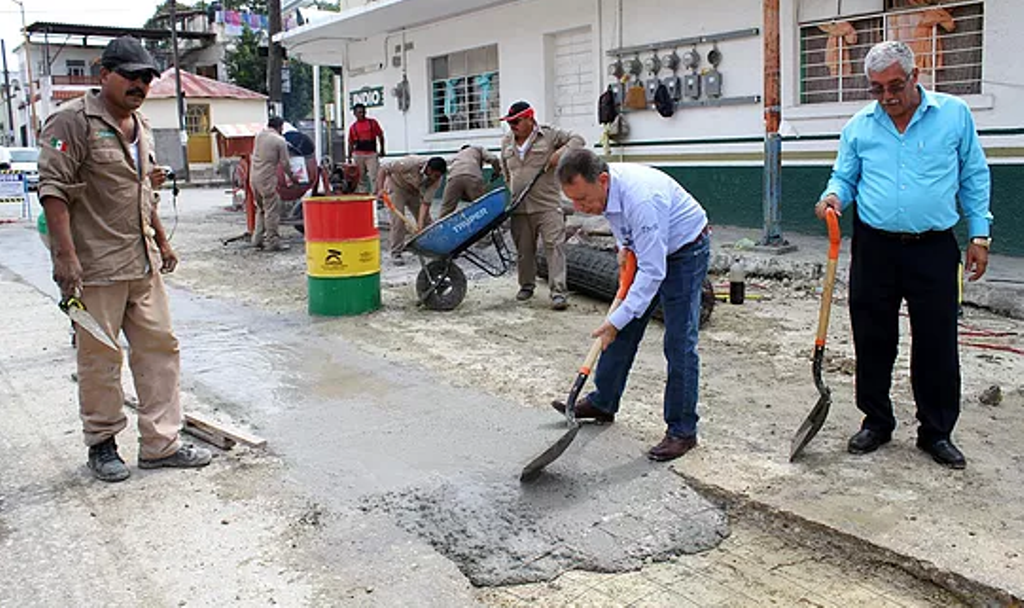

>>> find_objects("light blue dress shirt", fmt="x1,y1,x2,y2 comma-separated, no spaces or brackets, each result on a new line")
604,163,708,330
823,85,992,237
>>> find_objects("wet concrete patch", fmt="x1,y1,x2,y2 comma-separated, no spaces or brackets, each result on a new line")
361,466,729,586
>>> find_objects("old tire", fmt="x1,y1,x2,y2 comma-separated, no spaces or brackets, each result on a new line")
538,244,714,328
416,260,467,311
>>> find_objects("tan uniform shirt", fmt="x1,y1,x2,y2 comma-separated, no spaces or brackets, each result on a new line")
382,155,441,202
250,128,290,195
448,145,499,180
38,91,160,285
500,124,585,214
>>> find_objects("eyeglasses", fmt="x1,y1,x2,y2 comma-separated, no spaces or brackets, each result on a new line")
868,80,908,96
115,68,155,85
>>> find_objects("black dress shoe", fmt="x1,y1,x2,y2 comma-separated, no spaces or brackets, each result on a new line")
916,438,966,470
551,396,615,423
847,429,891,454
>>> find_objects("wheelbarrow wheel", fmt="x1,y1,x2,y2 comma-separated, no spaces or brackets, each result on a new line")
416,260,467,311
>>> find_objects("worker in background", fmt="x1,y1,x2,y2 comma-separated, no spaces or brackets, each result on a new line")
499,101,584,311
439,144,501,218
347,103,385,194
249,116,297,252
376,155,447,266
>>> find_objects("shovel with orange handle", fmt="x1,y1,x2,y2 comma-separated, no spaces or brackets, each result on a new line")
790,207,841,461
520,250,638,482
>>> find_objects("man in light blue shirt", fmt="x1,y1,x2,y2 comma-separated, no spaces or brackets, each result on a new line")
816,40,993,469
555,149,710,461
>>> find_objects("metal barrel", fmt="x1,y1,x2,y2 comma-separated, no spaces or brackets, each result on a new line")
303,195,381,316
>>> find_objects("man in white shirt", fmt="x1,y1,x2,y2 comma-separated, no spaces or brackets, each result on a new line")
554,148,711,461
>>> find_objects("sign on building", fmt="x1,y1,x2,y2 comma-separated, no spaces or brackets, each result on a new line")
349,86,385,109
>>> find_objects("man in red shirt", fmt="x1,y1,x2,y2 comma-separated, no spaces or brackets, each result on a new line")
347,103,385,193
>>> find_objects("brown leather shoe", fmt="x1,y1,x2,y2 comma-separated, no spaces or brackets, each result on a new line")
647,434,697,461
550,396,615,423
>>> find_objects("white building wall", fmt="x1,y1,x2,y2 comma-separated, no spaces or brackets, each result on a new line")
141,99,180,130
325,0,1022,159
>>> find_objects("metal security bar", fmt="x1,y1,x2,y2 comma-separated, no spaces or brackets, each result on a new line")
430,45,501,133
799,0,983,104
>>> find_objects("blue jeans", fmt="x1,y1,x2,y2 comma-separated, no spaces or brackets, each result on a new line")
587,233,710,438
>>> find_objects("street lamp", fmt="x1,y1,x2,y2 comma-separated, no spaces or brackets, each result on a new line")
10,0,39,146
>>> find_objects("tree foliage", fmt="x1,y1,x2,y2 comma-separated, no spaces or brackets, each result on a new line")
224,26,268,95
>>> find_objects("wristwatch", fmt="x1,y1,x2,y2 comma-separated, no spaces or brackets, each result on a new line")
970,236,992,249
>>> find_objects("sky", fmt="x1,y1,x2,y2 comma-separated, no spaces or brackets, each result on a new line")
1,0,163,69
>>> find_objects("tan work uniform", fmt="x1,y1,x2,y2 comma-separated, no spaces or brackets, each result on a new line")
249,128,291,248
38,91,182,460
500,124,584,298
380,155,441,256
440,146,500,217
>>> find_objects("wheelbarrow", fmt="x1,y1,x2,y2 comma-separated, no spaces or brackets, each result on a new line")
402,167,548,311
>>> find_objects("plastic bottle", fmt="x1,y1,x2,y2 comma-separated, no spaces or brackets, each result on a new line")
729,262,746,305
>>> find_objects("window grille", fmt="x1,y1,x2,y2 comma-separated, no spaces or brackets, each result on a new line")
429,45,500,133
65,60,86,77
799,0,983,104
185,104,210,135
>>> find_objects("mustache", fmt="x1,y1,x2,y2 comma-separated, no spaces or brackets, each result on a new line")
126,88,146,97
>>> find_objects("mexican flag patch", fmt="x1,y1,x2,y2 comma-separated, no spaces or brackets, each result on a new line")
49,137,68,153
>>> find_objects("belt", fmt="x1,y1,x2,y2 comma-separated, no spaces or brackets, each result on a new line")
671,224,711,257
870,226,951,244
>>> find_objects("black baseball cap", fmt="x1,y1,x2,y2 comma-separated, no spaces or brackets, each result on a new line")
101,36,161,77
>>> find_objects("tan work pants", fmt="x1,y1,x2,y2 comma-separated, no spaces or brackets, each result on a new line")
77,271,182,460
510,210,567,297
387,183,419,256
440,174,486,218
252,189,283,248
354,153,380,194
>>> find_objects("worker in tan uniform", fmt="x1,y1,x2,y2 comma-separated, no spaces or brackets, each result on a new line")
38,36,212,483
375,155,447,266
499,101,584,310
249,115,296,252
439,144,501,218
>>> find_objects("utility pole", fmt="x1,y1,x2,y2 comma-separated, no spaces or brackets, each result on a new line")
760,0,788,248
2,39,15,146
169,0,191,182
267,0,283,117
12,0,38,146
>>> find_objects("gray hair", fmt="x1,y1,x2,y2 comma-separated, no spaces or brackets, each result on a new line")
555,148,608,184
864,41,915,77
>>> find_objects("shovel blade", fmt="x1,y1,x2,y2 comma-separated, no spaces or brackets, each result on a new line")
789,392,831,461
520,424,580,483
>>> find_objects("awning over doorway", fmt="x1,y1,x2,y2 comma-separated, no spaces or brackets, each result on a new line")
276,0,514,64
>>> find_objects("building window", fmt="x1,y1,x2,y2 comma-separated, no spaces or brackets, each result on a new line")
430,44,500,133
185,104,210,134
799,0,983,104
66,60,86,77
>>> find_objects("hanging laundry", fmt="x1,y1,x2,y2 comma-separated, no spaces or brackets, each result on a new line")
818,21,858,77
444,77,463,118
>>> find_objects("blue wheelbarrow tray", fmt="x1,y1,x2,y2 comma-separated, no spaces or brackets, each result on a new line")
405,187,509,258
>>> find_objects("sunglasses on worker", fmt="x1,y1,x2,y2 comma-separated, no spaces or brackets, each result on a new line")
868,80,908,96
115,68,155,85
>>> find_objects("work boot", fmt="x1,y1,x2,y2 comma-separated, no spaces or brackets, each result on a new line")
138,444,213,470
265,240,291,252
551,396,615,423
647,434,698,461
88,437,130,483
516,286,534,301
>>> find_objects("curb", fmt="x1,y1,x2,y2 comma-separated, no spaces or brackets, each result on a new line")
675,471,1023,608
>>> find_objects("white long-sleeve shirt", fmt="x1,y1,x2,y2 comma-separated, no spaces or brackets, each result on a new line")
604,163,708,330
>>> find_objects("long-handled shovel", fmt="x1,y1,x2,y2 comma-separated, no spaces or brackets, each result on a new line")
520,251,637,482
790,208,841,461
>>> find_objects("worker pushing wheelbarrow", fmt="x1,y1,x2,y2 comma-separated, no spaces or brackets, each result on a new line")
381,167,549,311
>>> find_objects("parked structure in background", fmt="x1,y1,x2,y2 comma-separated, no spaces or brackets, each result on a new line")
279,0,1024,256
